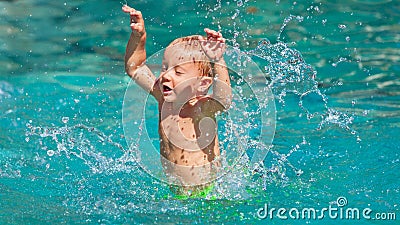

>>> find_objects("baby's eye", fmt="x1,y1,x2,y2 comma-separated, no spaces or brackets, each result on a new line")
175,70,184,75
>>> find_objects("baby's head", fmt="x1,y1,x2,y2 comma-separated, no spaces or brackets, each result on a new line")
160,35,214,103
165,36,212,76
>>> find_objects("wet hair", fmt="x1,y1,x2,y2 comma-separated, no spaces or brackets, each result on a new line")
166,35,213,77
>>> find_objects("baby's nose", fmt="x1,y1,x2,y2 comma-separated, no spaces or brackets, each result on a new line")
161,69,172,81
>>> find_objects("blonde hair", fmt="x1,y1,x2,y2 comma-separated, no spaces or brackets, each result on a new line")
166,35,213,77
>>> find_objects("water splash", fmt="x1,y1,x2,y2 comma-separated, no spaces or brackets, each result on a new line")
25,122,136,174
277,15,304,41
239,15,359,189
23,120,163,217
248,39,357,134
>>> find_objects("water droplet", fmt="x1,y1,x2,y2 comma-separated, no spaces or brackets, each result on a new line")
62,117,69,124
231,9,240,19
296,169,303,176
47,150,55,157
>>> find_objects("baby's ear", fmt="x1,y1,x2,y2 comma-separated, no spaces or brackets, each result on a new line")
197,76,213,93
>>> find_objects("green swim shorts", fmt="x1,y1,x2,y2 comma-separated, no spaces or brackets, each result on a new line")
171,184,215,200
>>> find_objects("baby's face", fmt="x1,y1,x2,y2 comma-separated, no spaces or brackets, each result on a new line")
159,48,203,103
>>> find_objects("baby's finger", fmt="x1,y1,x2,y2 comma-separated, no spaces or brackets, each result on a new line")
130,11,144,23
205,29,224,42
204,28,211,33
217,37,225,43
204,28,216,38
122,5,143,20
130,22,141,29
205,28,219,37
122,5,134,13
130,10,142,18
130,23,144,32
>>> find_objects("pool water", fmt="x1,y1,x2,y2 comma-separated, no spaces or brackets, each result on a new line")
1,0,399,224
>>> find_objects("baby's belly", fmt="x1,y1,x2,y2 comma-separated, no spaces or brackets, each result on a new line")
159,138,221,186
160,147,221,186
160,139,219,165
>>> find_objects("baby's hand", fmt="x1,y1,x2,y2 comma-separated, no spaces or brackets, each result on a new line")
122,5,145,35
200,28,226,62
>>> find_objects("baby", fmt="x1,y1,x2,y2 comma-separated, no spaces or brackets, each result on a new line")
122,5,232,197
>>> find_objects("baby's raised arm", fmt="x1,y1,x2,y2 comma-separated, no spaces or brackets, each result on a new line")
122,5,157,96
200,29,232,110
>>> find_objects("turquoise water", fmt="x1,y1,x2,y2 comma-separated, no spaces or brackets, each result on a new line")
1,0,399,224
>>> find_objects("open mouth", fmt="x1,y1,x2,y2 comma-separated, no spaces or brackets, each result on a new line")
163,85,172,93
